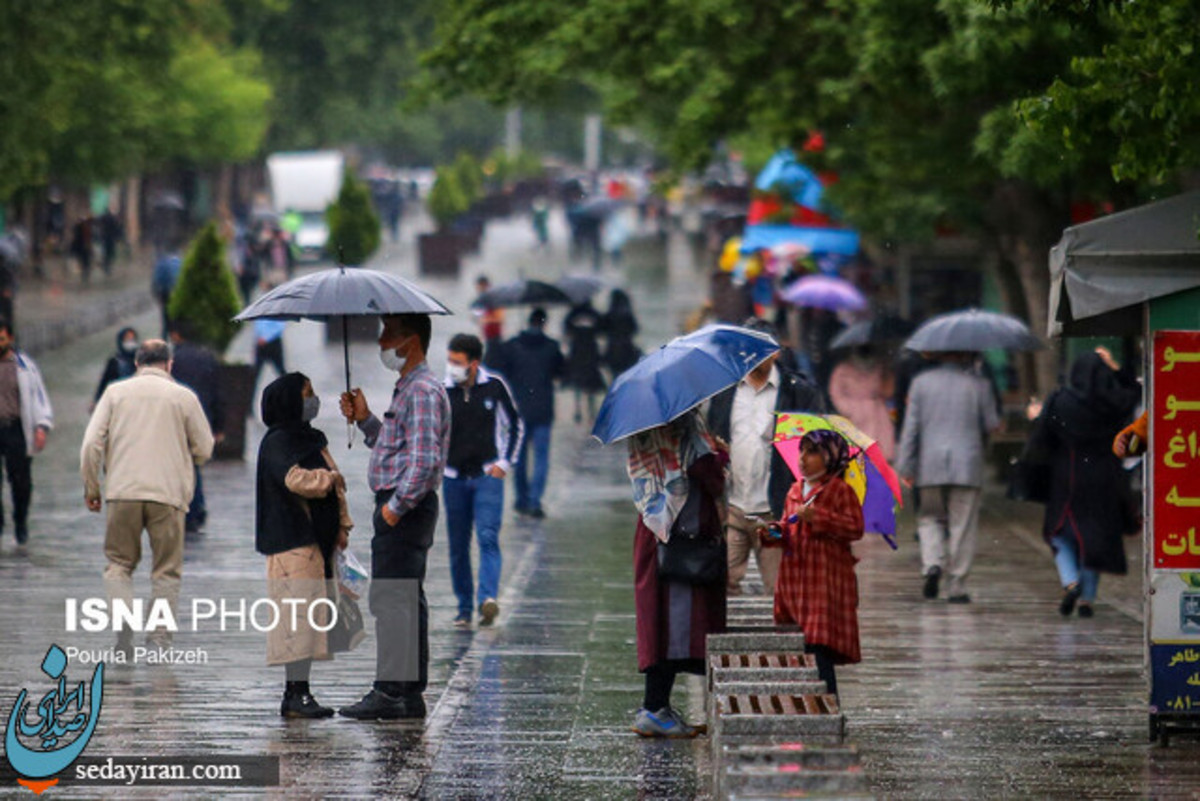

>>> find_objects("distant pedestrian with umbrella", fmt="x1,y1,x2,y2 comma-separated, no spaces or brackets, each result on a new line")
828,346,896,462
601,288,641,379
473,275,505,366
492,308,565,519
564,298,606,423
758,429,864,695
338,314,451,720
1024,348,1140,618
897,352,1002,603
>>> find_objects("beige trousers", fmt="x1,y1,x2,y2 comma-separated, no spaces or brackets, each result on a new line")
103,500,185,640
726,505,782,596
917,486,982,597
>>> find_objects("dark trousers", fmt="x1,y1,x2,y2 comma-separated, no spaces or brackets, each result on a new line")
0,421,31,540
371,491,437,697
805,643,838,696
253,339,285,391
186,466,205,532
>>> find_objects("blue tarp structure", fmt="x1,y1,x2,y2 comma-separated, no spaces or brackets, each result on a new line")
755,149,826,210
738,224,860,256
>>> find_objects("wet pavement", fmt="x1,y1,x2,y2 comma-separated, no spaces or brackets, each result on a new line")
1,211,1198,798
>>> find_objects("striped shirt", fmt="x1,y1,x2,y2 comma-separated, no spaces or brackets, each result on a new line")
359,362,451,517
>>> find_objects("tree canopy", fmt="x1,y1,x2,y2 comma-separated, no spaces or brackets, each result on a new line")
0,0,272,200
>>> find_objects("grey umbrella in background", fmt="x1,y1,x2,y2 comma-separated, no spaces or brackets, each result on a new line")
472,279,572,309
235,265,452,444
903,308,1042,352
555,274,606,306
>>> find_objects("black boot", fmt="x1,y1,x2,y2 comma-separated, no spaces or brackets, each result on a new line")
281,683,334,719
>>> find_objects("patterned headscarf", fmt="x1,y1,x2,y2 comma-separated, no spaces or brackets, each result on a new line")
800,428,851,479
626,411,718,543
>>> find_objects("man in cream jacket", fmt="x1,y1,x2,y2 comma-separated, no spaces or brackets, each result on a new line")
81,339,214,654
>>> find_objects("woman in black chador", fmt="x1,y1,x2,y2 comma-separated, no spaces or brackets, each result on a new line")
602,288,642,380
256,372,353,717
564,299,606,423
1026,348,1140,618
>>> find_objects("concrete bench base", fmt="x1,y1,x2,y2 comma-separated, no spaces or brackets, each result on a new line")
708,632,806,654
715,693,845,739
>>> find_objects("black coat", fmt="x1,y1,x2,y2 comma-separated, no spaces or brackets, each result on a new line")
94,327,138,402
255,373,339,569
563,302,606,392
707,365,827,518
493,329,565,426
171,341,225,433
1027,353,1140,575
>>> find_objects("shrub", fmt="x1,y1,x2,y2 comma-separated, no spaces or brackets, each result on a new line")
326,168,381,264
427,167,470,231
167,222,242,354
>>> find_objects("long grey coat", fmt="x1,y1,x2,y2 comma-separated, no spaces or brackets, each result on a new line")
896,364,1001,488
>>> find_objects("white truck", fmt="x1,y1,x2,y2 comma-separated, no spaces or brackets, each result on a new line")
266,150,344,259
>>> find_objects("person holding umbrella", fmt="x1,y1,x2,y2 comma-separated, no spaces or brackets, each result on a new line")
758,429,865,695
338,314,450,720
897,352,1002,603
628,410,728,737
591,324,779,737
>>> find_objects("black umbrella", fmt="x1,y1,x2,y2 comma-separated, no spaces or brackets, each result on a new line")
472,279,572,309
235,266,453,444
555,274,606,305
904,308,1041,352
829,315,916,349
568,197,625,221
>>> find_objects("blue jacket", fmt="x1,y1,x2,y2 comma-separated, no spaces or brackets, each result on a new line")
492,329,565,426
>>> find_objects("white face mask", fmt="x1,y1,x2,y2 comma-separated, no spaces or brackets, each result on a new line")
380,338,410,372
301,395,320,422
446,362,470,385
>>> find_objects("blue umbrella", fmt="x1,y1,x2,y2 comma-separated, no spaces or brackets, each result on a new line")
591,324,780,444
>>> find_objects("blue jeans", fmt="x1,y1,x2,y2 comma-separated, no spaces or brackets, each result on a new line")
443,474,504,618
1051,533,1099,602
514,423,552,512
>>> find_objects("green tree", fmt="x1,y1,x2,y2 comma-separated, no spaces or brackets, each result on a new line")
326,169,381,264
168,222,242,354
420,0,1161,391
0,1,271,201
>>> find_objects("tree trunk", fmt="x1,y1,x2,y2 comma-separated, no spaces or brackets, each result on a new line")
985,181,1068,397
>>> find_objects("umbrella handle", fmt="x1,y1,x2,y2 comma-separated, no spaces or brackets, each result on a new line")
343,315,354,449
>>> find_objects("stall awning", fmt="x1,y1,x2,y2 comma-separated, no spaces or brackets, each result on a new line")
1050,191,1200,336
739,224,860,256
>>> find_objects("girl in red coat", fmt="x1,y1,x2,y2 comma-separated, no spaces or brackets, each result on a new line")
761,429,864,694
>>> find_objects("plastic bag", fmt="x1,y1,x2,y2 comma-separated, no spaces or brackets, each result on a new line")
336,548,369,600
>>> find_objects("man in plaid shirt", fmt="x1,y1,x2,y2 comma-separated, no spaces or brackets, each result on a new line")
338,313,450,720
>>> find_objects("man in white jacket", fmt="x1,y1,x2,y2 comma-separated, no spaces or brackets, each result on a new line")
81,339,214,654
0,318,53,552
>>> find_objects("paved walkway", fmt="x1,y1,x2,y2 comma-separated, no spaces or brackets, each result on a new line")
0,211,1196,798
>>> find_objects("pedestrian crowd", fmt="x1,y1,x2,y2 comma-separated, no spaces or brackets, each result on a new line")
19,219,1139,737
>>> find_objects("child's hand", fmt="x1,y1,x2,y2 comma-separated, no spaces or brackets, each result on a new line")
795,506,815,523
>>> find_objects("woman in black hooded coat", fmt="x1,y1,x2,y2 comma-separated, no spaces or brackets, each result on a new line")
256,372,353,717
92,326,139,406
1027,348,1140,618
